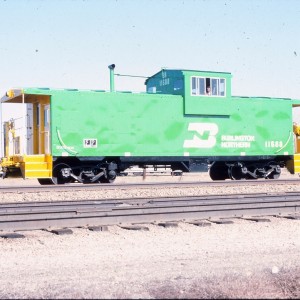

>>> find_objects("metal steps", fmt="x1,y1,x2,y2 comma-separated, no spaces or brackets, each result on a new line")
293,153,300,173
19,154,52,178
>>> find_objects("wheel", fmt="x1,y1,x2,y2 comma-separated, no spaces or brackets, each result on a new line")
99,177,116,183
209,162,229,180
52,163,72,184
37,178,55,185
229,165,245,180
99,170,116,183
266,173,280,179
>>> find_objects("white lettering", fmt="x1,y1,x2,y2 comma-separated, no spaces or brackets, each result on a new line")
56,145,75,150
221,142,251,148
221,135,255,142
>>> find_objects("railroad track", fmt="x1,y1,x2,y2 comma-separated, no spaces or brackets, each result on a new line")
0,192,299,233
1,178,300,193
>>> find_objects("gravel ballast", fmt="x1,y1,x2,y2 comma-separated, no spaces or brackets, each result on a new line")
0,172,299,298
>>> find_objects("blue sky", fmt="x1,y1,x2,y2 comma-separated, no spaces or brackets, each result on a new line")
0,0,300,103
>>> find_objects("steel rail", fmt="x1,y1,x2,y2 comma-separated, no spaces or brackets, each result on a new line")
1,178,300,193
0,193,299,232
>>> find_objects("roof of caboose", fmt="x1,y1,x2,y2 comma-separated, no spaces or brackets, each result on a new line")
145,68,232,85
0,87,107,104
0,86,153,104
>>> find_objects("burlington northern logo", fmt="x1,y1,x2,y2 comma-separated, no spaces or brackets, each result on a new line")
183,123,218,148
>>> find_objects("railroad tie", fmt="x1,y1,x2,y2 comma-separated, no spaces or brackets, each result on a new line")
88,225,109,232
242,217,271,222
188,220,211,227
119,225,149,231
157,222,179,228
208,219,234,225
47,228,73,235
0,232,25,239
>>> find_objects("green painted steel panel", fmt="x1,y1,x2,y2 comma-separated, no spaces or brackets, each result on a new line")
46,89,295,158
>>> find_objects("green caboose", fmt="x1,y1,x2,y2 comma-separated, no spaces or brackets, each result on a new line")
1,65,300,184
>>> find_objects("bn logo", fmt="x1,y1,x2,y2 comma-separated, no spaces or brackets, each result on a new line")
183,123,218,148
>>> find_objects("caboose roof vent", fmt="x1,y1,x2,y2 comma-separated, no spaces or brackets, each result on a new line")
108,64,115,92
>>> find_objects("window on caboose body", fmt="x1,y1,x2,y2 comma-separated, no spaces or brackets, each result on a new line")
190,76,226,97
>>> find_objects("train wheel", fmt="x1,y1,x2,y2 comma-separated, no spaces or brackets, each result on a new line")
99,170,117,183
52,163,72,184
209,162,229,180
229,165,246,180
37,178,55,185
99,177,116,183
266,173,280,179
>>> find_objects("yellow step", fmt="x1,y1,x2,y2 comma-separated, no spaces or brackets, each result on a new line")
1,154,53,179
21,162,49,170
20,155,52,179
294,160,300,173
22,155,48,163
24,169,52,178
287,154,300,174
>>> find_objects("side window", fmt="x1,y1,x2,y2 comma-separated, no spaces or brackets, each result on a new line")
44,107,50,127
211,78,218,95
220,79,225,96
191,76,226,97
147,86,156,93
192,77,196,95
200,78,205,95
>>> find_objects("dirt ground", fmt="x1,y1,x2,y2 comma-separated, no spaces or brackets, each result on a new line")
0,172,299,299
0,217,299,299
